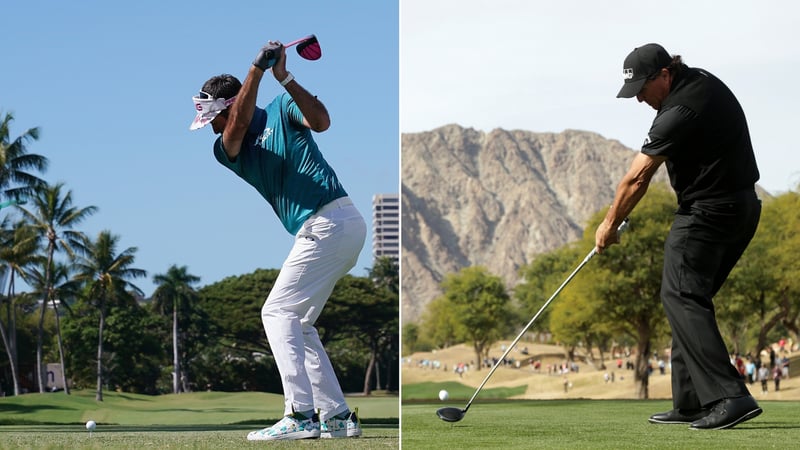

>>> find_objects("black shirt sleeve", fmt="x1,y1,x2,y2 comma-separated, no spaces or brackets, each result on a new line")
641,104,698,160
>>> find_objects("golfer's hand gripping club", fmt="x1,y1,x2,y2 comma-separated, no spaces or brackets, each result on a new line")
253,41,283,71
594,218,630,255
608,217,629,247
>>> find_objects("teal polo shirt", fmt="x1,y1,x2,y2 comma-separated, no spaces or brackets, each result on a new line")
214,93,347,235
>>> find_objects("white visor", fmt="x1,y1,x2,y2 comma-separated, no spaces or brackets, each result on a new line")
189,93,237,130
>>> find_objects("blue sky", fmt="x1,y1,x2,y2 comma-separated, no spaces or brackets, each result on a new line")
7,0,797,296
402,0,800,195
2,1,399,296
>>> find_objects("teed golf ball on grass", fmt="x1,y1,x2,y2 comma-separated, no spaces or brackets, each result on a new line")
86,420,96,431
439,389,449,401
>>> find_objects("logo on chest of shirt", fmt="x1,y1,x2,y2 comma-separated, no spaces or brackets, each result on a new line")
256,128,273,147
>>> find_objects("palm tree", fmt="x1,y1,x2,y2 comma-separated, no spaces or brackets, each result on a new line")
24,260,81,394
0,112,48,203
72,231,146,401
18,182,97,393
0,112,48,395
0,221,41,396
152,265,200,394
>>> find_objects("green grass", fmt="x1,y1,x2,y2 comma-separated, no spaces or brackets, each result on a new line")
402,399,799,449
402,381,527,402
0,425,398,449
0,390,398,449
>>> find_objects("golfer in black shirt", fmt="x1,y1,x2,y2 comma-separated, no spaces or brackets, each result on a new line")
595,43,762,430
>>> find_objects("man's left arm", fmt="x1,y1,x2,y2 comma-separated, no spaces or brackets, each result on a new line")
270,45,330,132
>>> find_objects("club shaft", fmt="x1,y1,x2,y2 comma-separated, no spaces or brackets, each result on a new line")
460,218,628,414
285,36,309,47
462,248,596,413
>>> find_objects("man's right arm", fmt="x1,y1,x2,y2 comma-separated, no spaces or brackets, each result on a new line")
222,65,264,161
595,152,666,253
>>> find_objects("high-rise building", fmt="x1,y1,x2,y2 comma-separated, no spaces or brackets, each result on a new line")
372,193,399,262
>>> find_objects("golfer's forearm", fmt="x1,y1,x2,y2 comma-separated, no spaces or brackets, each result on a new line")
224,66,263,158
604,176,648,228
283,80,330,132
230,66,262,129
604,153,664,227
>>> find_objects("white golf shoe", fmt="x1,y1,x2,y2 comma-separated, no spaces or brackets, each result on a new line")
246,413,320,441
320,407,362,438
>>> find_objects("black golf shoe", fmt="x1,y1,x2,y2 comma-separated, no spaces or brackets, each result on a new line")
648,408,710,424
689,396,762,430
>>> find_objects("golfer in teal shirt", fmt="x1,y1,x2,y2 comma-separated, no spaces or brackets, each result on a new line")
212,92,348,235
191,40,366,441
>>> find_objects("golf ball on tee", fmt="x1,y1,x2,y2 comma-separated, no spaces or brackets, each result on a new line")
439,389,449,401
86,420,96,431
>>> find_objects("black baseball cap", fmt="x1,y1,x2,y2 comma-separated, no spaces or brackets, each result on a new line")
616,43,672,98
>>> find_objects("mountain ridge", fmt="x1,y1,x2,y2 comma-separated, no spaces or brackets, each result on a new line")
401,124,667,322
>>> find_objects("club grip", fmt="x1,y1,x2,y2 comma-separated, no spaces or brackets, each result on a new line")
617,218,630,235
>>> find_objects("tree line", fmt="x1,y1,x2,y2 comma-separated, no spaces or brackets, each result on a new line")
405,184,799,398
1,112,399,399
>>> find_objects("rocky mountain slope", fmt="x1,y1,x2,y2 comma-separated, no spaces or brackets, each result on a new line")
401,124,669,322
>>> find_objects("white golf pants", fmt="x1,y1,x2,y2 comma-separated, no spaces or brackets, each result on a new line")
261,197,366,421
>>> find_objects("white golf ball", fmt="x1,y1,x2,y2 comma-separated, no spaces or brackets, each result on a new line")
439,389,449,401
86,420,96,431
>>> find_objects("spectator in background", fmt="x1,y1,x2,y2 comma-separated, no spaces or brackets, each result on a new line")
738,357,747,379
758,366,769,394
745,359,756,385
781,356,789,379
773,365,782,392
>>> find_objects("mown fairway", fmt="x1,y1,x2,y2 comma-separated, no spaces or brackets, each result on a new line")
0,390,398,449
402,399,798,449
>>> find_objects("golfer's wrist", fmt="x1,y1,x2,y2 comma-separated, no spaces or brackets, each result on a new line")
271,67,287,81
279,72,294,87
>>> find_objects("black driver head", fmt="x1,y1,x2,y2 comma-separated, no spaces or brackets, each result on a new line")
296,35,321,60
436,406,466,422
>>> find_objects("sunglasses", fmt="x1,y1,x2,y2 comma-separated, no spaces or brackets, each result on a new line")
190,93,237,130
194,91,213,101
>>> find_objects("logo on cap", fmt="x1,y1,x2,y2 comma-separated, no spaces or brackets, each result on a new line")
623,68,634,80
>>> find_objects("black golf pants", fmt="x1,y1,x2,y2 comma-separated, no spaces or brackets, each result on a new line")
661,190,761,409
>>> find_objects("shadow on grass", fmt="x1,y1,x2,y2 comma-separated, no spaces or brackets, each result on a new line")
0,403,75,412
112,394,152,402
232,418,399,426
0,403,76,424
735,422,800,430
1,423,399,433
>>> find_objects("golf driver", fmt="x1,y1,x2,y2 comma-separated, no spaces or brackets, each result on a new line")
285,34,322,60
436,218,630,423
